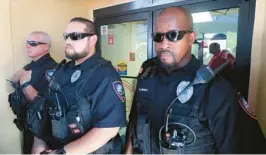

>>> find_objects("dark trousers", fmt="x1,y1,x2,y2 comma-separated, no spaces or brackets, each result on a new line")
23,130,34,154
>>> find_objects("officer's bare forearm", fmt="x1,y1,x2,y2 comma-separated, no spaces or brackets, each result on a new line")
22,85,38,101
32,136,48,154
124,135,133,154
124,123,133,154
124,120,134,154
64,127,120,154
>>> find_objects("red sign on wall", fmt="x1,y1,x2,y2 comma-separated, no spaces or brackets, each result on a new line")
129,52,136,61
108,35,114,45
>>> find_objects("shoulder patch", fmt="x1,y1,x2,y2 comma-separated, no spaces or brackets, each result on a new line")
112,81,126,103
238,94,257,120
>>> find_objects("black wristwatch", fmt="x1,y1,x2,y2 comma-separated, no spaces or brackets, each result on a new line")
20,81,31,90
56,147,66,154
40,150,49,154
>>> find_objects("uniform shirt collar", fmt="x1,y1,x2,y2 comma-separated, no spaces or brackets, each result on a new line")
176,55,201,74
68,54,100,70
158,55,201,75
31,53,51,66
158,55,201,83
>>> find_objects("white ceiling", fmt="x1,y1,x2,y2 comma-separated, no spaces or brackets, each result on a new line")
194,8,239,37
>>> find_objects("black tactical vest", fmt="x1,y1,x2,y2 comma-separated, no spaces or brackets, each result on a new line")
27,59,121,153
133,67,216,154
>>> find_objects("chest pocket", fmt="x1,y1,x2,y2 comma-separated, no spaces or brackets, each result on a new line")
135,78,156,115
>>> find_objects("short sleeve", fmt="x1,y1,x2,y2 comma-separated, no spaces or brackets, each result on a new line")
91,77,127,128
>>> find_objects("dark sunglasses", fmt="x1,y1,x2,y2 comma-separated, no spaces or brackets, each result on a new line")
63,32,95,41
27,40,47,47
152,30,193,43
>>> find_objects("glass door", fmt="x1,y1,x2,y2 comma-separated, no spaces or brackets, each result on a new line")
193,8,239,65
100,20,148,77
95,12,152,142
96,11,152,118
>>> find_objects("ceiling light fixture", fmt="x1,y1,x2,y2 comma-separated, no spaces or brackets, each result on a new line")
192,12,213,23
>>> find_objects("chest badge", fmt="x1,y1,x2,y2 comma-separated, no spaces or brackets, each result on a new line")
71,70,81,83
176,81,194,104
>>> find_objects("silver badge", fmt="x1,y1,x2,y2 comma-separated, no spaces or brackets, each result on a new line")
176,81,194,104
71,70,81,83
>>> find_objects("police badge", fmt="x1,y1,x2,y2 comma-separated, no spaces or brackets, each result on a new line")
176,81,194,104
71,70,81,83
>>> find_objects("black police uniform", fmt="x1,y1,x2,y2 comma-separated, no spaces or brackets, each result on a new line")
8,53,57,154
23,54,58,94
28,54,126,153
129,56,266,154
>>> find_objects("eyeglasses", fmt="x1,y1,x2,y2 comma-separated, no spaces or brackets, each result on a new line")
152,30,193,43
27,40,47,47
63,32,95,41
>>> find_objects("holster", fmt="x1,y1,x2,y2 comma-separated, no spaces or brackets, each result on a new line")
26,96,52,140
8,89,29,131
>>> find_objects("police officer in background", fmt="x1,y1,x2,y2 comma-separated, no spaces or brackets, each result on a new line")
8,31,57,153
125,7,266,154
28,17,126,154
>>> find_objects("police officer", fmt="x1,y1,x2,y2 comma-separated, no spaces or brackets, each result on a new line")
29,17,126,154
8,31,57,154
125,7,266,154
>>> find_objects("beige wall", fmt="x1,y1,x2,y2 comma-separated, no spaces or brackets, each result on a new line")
0,0,21,153
249,0,266,135
10,0,94,69
2,0,93,153
11,0,135,71
0,0,135,153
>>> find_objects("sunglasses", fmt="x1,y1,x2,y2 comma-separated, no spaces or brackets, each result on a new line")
63,32,95,41
27,40,47,47
152,30,193,43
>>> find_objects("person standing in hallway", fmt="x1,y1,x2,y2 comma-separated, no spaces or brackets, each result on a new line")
208,42,235,70
8,31,57,154
208,42,236,86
